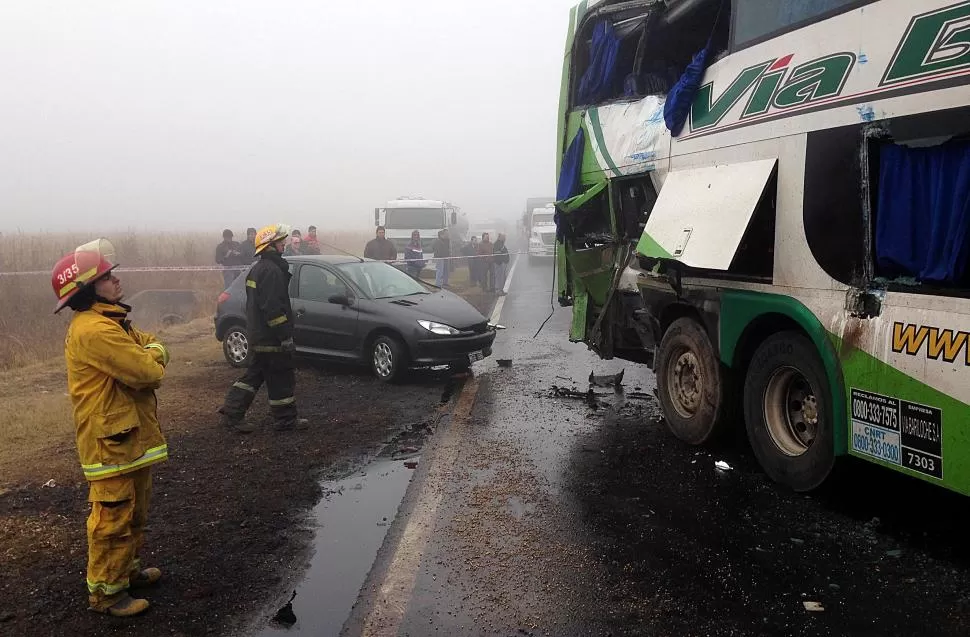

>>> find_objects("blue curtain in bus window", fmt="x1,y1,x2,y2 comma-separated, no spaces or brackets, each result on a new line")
664,40,712,137
577,21,620,105
876,141,970,283
557,128,585,203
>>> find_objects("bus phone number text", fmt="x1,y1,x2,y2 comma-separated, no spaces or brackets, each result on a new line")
850,388,943,480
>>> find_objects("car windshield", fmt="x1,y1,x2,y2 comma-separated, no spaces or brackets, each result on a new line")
337,261,431,299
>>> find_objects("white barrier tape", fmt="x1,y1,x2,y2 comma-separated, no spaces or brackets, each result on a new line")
0,249,540,277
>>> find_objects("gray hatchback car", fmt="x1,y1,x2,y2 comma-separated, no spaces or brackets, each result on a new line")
214,255,496,381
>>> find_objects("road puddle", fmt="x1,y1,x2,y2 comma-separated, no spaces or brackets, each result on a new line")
254,456,418,635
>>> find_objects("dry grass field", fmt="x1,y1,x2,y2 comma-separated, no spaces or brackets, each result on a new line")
0,230,372,370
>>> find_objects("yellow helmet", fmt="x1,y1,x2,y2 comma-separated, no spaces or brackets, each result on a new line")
254,224,291,255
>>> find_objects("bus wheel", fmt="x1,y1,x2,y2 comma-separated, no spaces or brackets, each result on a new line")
743,331,835,492
655,317,725,445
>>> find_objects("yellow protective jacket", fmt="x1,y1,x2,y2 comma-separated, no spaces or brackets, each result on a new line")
65,302,170,481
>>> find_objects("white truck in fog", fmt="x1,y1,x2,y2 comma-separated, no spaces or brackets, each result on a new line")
528,204,557,261
375,198,464,257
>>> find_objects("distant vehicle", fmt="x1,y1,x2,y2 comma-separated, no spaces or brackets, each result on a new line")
215,255,497,381
468,220,499,242
527,204,557,261
374,197,466,257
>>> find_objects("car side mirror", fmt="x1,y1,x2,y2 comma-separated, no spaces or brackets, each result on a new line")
328,294,351,306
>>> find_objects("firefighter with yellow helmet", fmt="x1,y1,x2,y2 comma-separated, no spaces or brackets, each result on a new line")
53,239,169,617
219,224,309,433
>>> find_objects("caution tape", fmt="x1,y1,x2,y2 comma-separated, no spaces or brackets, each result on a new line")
0,250,539,277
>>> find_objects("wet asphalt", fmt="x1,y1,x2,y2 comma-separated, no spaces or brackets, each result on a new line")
265,255,970,636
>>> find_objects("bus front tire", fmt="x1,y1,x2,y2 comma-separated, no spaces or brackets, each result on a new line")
655,317,726,445
743,331,835,492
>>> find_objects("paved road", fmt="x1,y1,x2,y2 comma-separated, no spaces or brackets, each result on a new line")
340,256,970,637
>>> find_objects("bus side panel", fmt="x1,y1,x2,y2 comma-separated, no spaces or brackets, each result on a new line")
830,299,970,496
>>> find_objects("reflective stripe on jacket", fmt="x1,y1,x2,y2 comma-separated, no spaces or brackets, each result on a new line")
65,302,168,481
245,251,294,348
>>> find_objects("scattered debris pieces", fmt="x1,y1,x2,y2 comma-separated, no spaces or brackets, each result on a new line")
42,479,56,488
404,460,419,469
790,538,805,546
714,460,732,471
886,549,903,558
497,359,513,368
803,601,825,612
829,583,841,591
589,369,624,390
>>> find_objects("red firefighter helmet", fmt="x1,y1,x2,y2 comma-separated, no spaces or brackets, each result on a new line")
51,239,119,313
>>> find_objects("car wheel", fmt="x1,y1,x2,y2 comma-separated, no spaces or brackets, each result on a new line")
655,317,727,445
223,325,252,368
743,331,835,492
371,335,406,383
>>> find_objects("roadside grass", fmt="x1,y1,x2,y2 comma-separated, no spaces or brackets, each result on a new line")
0,231,371,371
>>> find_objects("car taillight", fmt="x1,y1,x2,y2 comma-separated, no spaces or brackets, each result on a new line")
217,292,231,305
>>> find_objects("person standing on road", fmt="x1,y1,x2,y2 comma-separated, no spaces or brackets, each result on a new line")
492,233,510,295
478,232,494,291
463,236,479,286
215,229,243,288
219,224,308,434
239,227,258,263
283,233,303,257
53,239,170,618
364,226,398,261
432,229,451,288
404,230,425,279
303,226,322,255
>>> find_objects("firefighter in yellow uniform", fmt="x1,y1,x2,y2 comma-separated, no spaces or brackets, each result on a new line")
53,240,170,618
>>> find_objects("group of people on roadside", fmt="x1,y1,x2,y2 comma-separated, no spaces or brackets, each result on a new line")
216,226,322,287
363,226,509,294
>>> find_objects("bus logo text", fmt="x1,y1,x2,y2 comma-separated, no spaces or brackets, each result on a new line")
892,321,970,365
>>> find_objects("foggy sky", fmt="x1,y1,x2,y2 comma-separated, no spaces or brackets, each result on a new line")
0,0,578,234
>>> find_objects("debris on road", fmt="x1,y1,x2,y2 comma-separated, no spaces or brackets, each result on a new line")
886,549,903,558
589,368,624,390
404,460,419,469
803,601,825,612
791,538,805,546
41,479,56,488
714,461,732,471
497,359,513,368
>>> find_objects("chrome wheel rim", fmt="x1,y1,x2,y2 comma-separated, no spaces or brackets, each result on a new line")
668,348,702,419
226,330,249,364
763,366,818,456
374,342,393,378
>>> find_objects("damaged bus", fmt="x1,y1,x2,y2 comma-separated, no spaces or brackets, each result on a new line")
554,0,970,493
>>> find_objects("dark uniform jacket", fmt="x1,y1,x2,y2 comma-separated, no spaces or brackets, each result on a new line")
364,237,398,261
245,251,293,351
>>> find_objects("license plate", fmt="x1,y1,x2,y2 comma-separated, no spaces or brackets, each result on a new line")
468,350,485,363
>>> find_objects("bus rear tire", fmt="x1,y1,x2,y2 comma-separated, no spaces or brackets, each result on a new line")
655,317,726,445
743,331,835,492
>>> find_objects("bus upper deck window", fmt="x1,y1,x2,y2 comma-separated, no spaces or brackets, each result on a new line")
732,0,870,51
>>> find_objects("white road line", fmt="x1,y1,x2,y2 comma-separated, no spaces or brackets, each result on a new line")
502,255,519,295
489,254,519,325
360,378,480,637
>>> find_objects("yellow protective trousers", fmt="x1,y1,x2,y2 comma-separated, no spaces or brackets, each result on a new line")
86,467,152,610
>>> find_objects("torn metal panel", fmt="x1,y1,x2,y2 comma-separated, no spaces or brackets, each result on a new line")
637,158,777,269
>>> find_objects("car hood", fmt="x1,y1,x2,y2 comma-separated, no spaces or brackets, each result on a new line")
379,289,486,329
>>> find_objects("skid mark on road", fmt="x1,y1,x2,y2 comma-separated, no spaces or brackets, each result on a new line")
360,377,480,637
